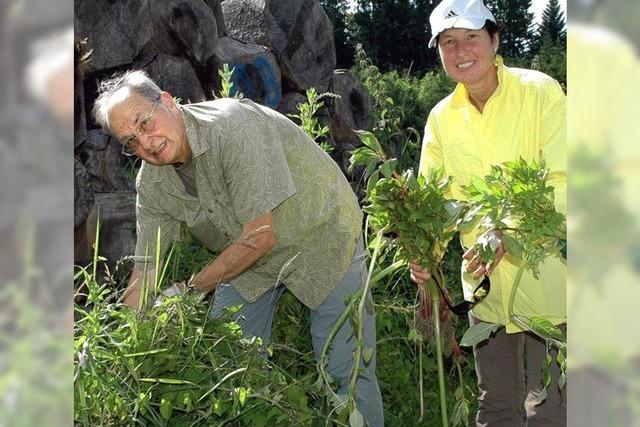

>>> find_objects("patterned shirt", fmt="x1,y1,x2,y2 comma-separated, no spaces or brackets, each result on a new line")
419,56,566,333
134,98,362,309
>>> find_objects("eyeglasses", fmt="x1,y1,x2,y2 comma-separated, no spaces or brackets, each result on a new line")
120,99,159,156
433,275,491,316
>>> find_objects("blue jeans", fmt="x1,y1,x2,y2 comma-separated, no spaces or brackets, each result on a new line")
210,238,384,427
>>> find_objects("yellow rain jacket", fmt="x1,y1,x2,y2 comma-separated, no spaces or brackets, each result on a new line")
419,56,566,333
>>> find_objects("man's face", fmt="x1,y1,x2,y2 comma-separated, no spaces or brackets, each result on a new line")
108,91,190,166
438,27,498,88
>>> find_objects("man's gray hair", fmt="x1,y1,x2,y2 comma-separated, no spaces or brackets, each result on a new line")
92,70,162,134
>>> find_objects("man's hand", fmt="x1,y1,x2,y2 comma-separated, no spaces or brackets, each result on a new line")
409,260,432,285
463,238,506,279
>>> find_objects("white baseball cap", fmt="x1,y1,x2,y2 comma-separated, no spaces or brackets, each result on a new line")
428,0,496,48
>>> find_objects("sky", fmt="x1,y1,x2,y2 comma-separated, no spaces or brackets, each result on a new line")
531,0,567,24
346,1,568,25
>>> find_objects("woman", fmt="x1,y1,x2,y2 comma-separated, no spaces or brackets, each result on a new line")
409,0,566,425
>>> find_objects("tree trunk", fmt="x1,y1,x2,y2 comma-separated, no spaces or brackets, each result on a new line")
326,69,372,147
144,54,207,104
222,0,335,92
78,130,136,193
75,0,152,73
268,0,336,92
276,91,307,116
203,0,227,37
74,158,94,230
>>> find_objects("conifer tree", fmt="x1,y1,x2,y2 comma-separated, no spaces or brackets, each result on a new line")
531,0,566,54
485,0,535,59
319,0,355,69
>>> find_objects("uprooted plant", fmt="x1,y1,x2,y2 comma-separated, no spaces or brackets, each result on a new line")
74,222,332,426
459,158,567,402
351,130,468,427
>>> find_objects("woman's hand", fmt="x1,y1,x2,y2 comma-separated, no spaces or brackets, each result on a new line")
409,260,432,285
463,241,506,278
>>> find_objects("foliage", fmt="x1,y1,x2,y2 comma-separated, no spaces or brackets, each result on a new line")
484,0,535,58
530,0,566,88
461,158,566,278
350,0,437,74
365,168,462,271
288,87,334,153
531,0,566,54
351,45,454,183
216,63,243,99
74,258,325,426
319,0,355,69
531,36,567,89
459,159,567,403
354,130,469,426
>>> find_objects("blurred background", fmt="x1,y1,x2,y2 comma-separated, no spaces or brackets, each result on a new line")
567,0,640,425
0,0,638,425
0,0,73,426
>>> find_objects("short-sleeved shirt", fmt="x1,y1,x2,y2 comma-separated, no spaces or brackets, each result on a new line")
134,98,362,309
419,56,567,333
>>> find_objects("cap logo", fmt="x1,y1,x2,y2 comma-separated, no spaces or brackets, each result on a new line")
445,10,458,19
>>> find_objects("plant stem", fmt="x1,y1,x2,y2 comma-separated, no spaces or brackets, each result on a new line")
348,230,385,406
418,340,424,420
507,260,527,321
430,272,449,427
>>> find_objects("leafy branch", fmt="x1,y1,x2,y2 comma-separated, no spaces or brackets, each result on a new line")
357,134,465,425
459,158,567,403
289,88,335,153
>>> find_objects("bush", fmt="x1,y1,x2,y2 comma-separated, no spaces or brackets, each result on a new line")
74,243,326,426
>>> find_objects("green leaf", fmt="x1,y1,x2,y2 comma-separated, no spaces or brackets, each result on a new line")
380,160,394,178
558,372,567,390
236,386,247,407
160,398,173,420
349,408,364,427
535,387,548,406
183,396,193,413
354,130,382,153
502,234,523,259
543,353,553,388
212,397,224,416
407,328,423,343
138,392,150,416
528,317,565,342
470,176,489,194
460,322,502,347
362,347,373,364
139,377,195,385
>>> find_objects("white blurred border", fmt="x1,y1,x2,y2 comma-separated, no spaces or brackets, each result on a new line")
0,0,73,426
568,2,640,425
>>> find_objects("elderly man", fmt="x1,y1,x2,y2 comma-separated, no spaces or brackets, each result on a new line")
92,70,383,426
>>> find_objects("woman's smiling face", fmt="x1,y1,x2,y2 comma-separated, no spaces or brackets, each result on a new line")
438,27,499,88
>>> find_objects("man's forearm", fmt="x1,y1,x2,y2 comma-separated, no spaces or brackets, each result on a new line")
192,213,276,292
122,268,145,310
123,267,158,310
192,233,274,292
